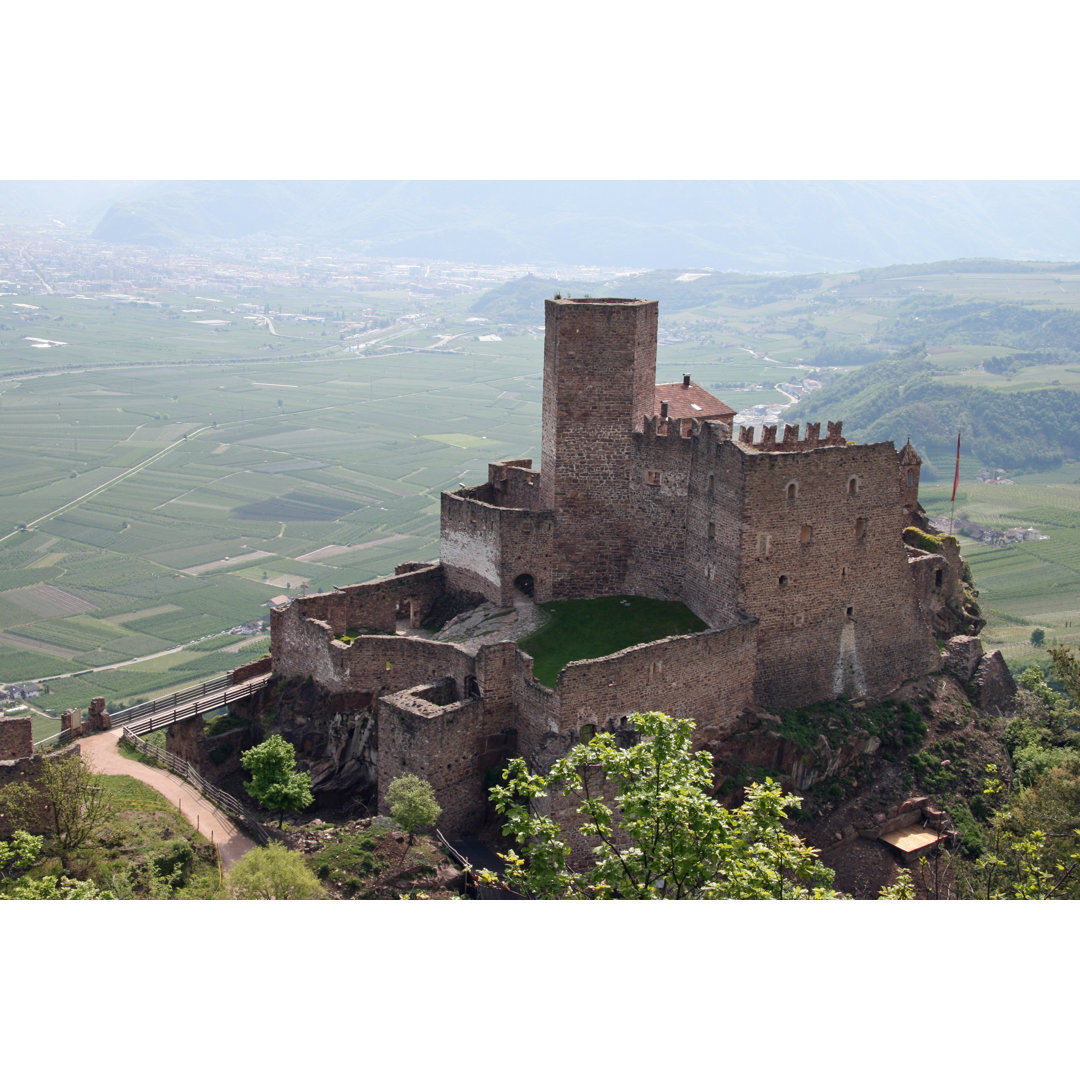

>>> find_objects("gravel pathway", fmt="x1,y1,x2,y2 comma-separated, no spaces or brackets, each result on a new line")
80,728,256,870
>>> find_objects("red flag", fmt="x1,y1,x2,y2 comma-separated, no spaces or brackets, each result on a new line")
951,430,961,502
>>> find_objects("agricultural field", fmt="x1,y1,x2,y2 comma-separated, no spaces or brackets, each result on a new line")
3,258,1080,739
921,467,1080,670
0,285,547,733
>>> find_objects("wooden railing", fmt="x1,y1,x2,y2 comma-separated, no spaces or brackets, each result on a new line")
120,727,271,846
120,674,272,736
32,672,272,750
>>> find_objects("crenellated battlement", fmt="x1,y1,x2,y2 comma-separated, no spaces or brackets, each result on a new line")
738,420,845,452
639,414,732,444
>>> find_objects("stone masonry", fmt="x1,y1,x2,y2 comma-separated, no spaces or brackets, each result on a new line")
268,298,962,835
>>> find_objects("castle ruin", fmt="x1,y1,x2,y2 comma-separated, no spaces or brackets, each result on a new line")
268,298,966,834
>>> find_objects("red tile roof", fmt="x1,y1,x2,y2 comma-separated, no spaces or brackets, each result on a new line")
654,380,735,423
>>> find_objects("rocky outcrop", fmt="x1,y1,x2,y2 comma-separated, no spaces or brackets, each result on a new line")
943,635,1016,712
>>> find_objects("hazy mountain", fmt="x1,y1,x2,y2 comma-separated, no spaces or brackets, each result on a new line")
0,181,152,226
78,180,1080,271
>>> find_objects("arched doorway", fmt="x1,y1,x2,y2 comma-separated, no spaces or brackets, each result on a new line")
514,573,535,598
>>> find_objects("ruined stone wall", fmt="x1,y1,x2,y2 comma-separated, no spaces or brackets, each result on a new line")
441,490,555,603
0,716,32,761
541,298,658,598
736,441,940,706
487,460,545,510
378,683,513,835
271,564,444,673
273,606,476,697
506,621,758,775
230,655,272,685
908,542,968,638
440,489,503,602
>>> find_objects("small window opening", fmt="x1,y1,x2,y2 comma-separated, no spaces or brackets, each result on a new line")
855,517,867,540
470,509,477,523
708,521,716,540
848,476,858,495
846,606,854,618
758,534,771,557
841,567,847,580
907,469,916,488
935,568,943,587
779,574,789,587
800,524,812,544
786,482,797,501
647,470,661,486
580,723,597,743
708,473,715,493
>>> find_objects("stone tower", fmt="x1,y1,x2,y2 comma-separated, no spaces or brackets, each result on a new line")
539,298,659,597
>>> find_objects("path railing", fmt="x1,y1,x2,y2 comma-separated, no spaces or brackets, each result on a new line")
115,673,272,734
120,727,271,845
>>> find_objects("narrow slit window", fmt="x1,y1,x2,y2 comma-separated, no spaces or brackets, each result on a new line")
786,482,797,501
848,476,859,495
800,524,812,544
708,521,716,540
855,517,867,540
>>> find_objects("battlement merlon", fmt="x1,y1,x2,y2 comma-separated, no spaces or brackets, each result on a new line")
638,415,733,445
737,420,845,451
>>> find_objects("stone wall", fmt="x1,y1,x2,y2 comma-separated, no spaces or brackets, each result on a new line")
441,488,556,604
679,420,744,627
230,655,272,684
378,681,514,835
487,459,545,510
271,563,445,676
734,440,940,705
0,716,32,762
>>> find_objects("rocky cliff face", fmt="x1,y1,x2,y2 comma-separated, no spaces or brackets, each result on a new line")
167,676,380,814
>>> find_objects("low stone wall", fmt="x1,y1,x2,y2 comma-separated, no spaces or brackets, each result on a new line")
231,655,272,684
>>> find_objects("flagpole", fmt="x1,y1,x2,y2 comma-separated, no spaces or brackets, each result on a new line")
949,428,961,536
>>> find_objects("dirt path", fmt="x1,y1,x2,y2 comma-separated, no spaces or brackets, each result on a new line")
80,728,256,870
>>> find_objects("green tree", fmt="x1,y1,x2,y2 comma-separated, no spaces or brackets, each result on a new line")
481,711,838,900
1048,644,1080,706
227,842,324,899
240,734,314,827
6,874,110,900
1030,628,1046,647
39,753,112,866
386,774,441,843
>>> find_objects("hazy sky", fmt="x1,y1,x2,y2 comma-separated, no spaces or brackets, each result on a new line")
8,1,1078,180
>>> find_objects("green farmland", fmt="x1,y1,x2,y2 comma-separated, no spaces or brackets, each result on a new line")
0,287,547,732
5,262,1080,739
